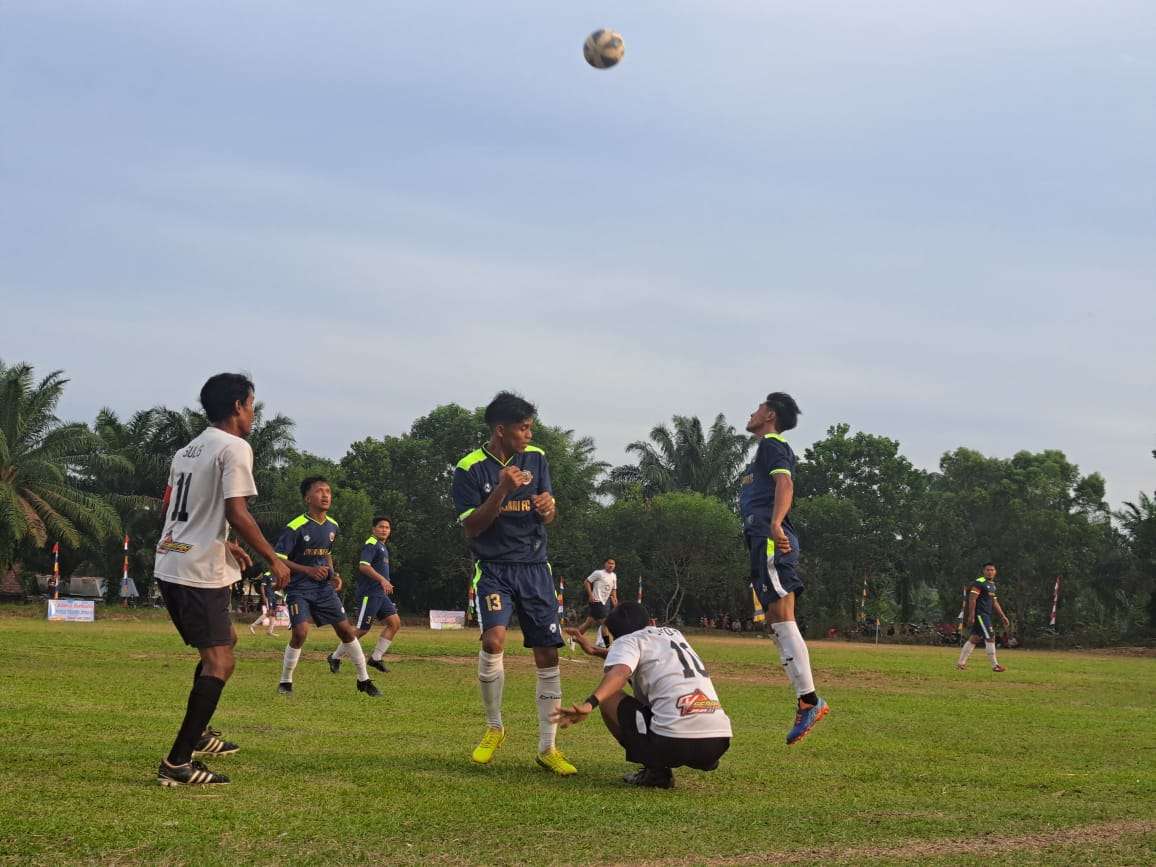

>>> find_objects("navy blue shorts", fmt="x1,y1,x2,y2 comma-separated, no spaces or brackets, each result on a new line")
747,532,803,609
475,561,562,648
287,583,348,627
353,592,397,629
970,614,995,640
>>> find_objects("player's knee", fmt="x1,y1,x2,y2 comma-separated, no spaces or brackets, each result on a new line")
481,636,504,654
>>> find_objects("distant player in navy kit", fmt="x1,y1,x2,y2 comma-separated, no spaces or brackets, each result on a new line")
451,391,576,776
740,392,828,745
275,476,381,697
248,570,279,636
153,373,291,786
328,516,399,674
957,562,1010,671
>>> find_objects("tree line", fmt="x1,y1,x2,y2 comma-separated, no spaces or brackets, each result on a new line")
2,360,1153,643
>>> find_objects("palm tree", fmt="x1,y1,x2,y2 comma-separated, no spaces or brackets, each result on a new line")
0,362,123,571
625,414,752,501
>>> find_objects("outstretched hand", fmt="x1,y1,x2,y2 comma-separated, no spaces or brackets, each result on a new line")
550,702,593,728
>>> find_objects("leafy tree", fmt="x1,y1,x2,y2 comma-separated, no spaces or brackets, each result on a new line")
0,362,122,574
625,414,751,501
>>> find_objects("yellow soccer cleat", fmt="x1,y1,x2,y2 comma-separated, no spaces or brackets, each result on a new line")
471,726,506,765
535,746,577,776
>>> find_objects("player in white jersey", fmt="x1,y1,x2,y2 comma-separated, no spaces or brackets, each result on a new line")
557,602,732,789
153,373,290,787
574,558,618,647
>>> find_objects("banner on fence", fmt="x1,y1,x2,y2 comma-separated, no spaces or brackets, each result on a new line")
46,599,96,622
429,610,466,630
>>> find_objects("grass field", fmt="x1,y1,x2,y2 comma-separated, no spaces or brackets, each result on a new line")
1,606,1153,866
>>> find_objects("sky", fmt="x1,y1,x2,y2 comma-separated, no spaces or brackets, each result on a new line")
2,1,1154,503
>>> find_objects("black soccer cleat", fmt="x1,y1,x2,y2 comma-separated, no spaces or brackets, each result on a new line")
356,678,382,698
326,653,341,674
623,767,674,789
157,760,230,787
192,731,239,758
277,682,293,695
367,658,389,673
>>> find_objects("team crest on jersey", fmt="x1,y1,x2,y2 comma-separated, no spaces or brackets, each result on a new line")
483,483,492,493
676,689,721,716
304,534,311,542
157,534,193,554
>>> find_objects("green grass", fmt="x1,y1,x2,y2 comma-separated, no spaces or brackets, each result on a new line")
1,606,1154,865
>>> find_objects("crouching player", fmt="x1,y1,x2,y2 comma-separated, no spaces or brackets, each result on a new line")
556,602,732,789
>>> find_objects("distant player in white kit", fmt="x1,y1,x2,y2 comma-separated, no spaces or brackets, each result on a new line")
557,602,732,789
574,558,618,647
153,373,291,786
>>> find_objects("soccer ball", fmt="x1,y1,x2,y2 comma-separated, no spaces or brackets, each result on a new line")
583,29,625,69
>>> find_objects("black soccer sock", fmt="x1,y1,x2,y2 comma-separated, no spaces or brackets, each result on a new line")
192,661,204,685
799,691,818,706
166,676,225,766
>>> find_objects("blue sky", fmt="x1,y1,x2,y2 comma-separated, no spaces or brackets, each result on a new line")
2,1,1154,502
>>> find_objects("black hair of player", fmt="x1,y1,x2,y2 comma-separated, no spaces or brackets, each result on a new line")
982,561,996,569
484,391,536,428
300,476,329,498
765,392,801,432
606,601,650,639
372,515,391,526
200,373,254,423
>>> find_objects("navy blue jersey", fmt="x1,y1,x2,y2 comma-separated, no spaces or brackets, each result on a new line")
451,444,552,563
969,576,998,620
356,536,390,597
275,513,339,593
739,433,797,534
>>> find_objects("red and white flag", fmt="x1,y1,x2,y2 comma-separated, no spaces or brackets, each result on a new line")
1049,575,1061,627
51,542,60,599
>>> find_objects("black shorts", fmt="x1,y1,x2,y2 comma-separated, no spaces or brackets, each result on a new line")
747,532,804,609
588,600,610,620
613,695,730,771
158,580,234,649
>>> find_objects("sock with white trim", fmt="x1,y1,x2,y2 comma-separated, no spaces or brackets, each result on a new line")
535,665,562,753
984,641,999,668
341,640,369,681
770,620,816,698
478,650,505,729
280,646,301,683
371,635,392,661
958,641,976,665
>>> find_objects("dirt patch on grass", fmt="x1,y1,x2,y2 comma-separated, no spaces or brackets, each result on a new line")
643,818,1156,865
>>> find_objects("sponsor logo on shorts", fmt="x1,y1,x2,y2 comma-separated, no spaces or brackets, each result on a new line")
676,689,721,716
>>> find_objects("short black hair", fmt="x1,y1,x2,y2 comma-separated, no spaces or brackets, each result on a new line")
765,392,801,432
300,476,329,498
605,601,649,639
983,561,996,569
200,373,254,423
372,515,391,526
484,391,536,428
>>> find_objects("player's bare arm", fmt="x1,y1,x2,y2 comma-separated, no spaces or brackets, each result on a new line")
770,473,794,553
358,562,393,595
994,598,1010,627
462,465,527,538
551,663,632,727
224,497,290,586
565,627,608,658
965,591,978,626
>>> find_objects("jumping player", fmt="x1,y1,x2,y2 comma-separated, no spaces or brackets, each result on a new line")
451,391,576,775
275,477,381,697
957,562,1010,672
328,516,399,674
153,373,291,786
740,391,828,744
556,603,732,789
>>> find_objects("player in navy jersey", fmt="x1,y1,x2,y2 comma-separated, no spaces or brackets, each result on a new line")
957,562,1010,671
274,476,380,698
740,391,828,745
327,516,400,674
451,391,576,776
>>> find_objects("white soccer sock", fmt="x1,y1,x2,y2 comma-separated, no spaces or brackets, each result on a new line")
535,665,562,753
341,640,369,680
984,641,999,668
958,641,976,665
770,621,815,698
371,635,392,661
478,650,505,729
769,627,799,691
251,614,264,627
594,629,606,649
280,646,301,683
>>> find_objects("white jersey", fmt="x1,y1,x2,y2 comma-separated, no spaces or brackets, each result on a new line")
154,427,257,589
604,626,732,739
586,569,617,604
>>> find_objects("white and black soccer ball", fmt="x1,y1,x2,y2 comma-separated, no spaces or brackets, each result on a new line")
583,29,625,69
